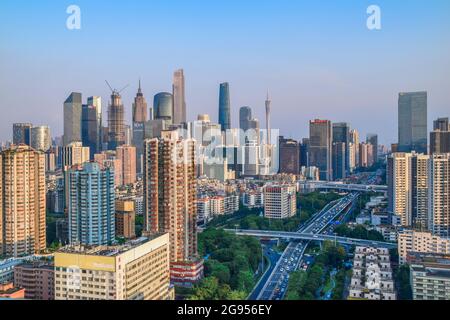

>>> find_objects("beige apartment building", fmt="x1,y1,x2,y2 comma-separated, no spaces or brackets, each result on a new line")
116,145,137,185
263,183,297,219
398,229,450,264
0,145,46,257
54,234,173,300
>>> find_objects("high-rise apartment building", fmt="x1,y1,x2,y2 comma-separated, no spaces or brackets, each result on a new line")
30,126,51,152
13,123,32,146
116,145,136,185
0,145,46,257
218,82,231,131
61,142,90,170
143,131,203,286
172,69,186,124
107,90,125,150
54,234,174,300
398,229,450,264
428,153,450,237
263,183,297,219
398,91,428,154
309,119,332,181
366,133,378,163
67,162,115,246
64,92,83,146
115,200,135,239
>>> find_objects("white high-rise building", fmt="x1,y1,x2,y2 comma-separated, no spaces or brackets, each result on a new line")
428,153,450,237
263,183,297,219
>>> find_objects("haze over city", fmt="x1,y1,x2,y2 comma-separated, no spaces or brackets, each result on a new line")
1,0,449,146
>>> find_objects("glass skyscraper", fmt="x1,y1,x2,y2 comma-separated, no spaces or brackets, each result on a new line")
398,92,428,154
218,82,231,131
154,92,174,125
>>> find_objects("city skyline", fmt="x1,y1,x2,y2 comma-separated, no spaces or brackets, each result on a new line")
1,1,450,146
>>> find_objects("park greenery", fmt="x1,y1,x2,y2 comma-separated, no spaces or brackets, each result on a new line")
188,228,262,300
285,241,347,300
394,264,413,300
334,224,385,242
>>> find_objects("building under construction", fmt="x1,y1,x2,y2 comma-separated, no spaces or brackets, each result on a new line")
107,88,126,150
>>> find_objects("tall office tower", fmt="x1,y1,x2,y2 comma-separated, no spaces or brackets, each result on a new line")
239,106,260,145
332,122,350,175
243,139,260,176
398,91,428,154
143,131,203,286
67,162,115,246
300,138,309,167
265,91,271,143
116,145,136,185
154,92,174,125
107,90,126,150
172,69,186,124
0,145,46,257
61,142,90,170
87,96,102,153
132,80,148,123
430,117,450,155
124,125,132,145
278,136,300,174
63,92,83,146
82,104,100,158
54,234,173,300
13,123,32,145
132,81,147,174
94,150,122,186
428,154,450,237
350,129,360,167
309,119,332,181
433,117,449,131
332,142,346,180
239,106,252,131
387,152,430,228
218,82,231,131
30,126,51,152
367,133,379,163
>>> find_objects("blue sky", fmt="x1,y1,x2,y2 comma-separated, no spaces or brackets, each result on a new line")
1,0,450,145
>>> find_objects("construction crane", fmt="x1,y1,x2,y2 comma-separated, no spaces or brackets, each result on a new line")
105,80,129,95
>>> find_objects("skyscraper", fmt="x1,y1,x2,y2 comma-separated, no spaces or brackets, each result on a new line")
30,126,51,152
132,81,147,174
278,136,300,175
332,142,346,180
107,90,126,150
143,131,203,286
398,92,428,154
332,122,350,178
67,162,115,246
132,80,148,123
218,83,231,131
154,92,174,125
366,133,379,163
61,142,90,170
430,117,450,155
0,145,46,257
63,92,82,146
309,119,332,181
239,106,252,132
12,123,32,146
172,69,186,124
87,96,102,153
82,104,100,158
265,91,271,144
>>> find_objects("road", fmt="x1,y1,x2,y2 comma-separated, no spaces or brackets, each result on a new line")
253,193,361,300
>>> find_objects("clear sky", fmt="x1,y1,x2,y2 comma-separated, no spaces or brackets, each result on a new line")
1,0,449,146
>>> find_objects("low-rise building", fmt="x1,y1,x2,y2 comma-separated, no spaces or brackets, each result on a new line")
0,282,25,299
54,234,173,300
14,261,54,300
348,246,396,300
